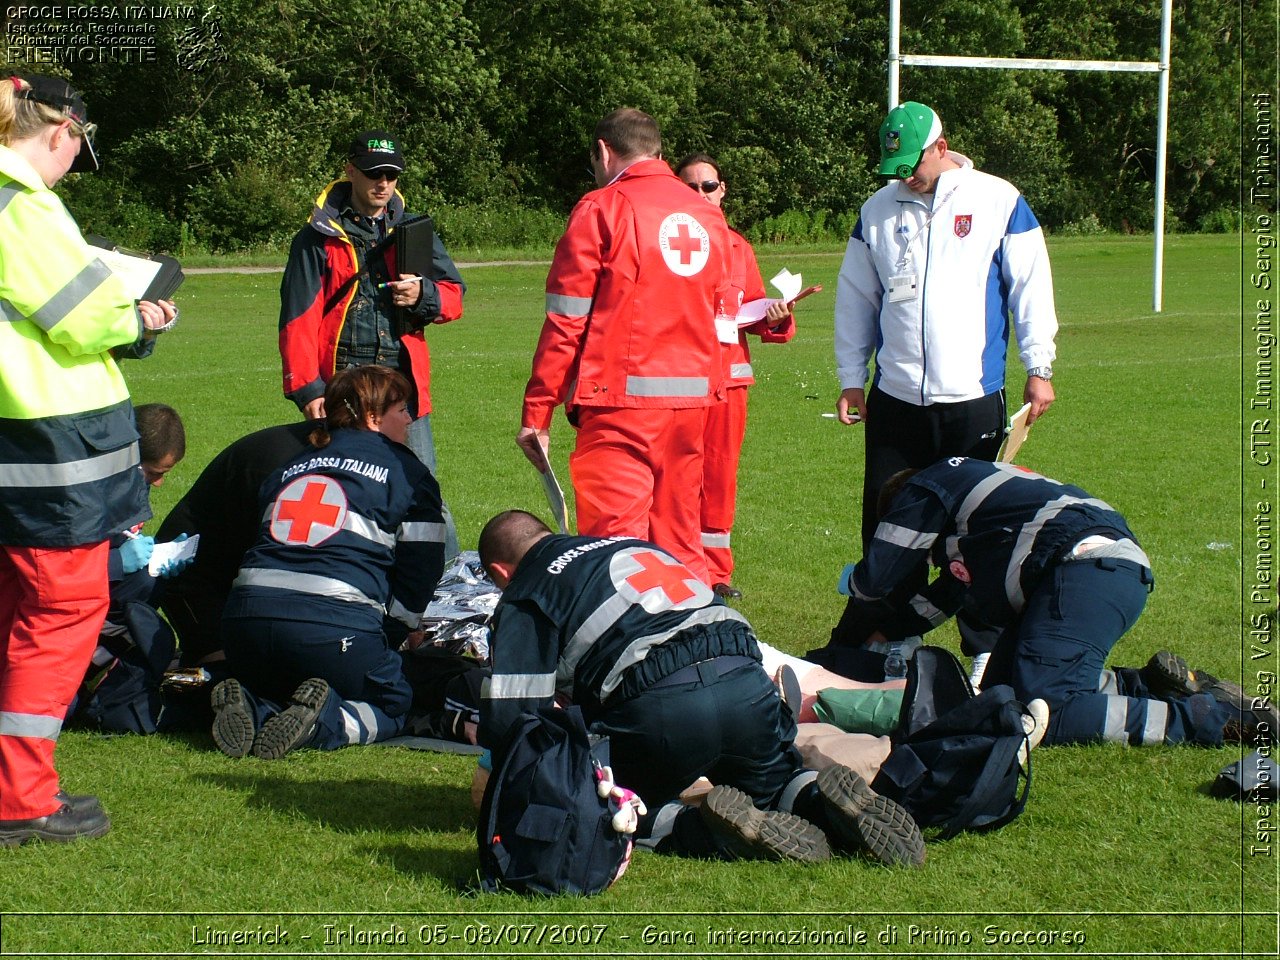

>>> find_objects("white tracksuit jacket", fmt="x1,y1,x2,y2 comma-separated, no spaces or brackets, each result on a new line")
834,153,1058,406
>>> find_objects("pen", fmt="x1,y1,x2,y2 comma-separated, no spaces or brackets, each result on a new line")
376,276,425,290
121,529,139,539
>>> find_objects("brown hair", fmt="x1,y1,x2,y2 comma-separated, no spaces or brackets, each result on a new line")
309,365,412,448
134,403,186,465
593,108,662,162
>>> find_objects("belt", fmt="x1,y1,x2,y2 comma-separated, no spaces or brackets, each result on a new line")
648,655,757,690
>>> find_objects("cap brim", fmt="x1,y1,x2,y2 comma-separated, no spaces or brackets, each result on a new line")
69,135,99,173
351,160,404,174
877,151,920,177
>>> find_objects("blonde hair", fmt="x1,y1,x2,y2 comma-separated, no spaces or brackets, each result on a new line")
0,75,93,148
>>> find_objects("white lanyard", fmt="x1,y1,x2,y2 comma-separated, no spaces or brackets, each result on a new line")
895,185,959,270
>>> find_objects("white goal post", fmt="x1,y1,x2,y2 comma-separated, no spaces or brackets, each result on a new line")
888,0,1174,311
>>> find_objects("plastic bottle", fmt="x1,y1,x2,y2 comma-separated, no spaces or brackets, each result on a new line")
883,642,907,680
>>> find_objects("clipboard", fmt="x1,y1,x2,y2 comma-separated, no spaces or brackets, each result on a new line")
86,235,184,302
997,402,1034,463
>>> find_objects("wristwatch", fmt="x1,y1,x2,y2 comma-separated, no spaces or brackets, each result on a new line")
1027,366,1053,381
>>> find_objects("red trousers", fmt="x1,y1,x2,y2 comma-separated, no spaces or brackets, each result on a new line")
570,406,710,584
0,543,108,819
701,388,748,585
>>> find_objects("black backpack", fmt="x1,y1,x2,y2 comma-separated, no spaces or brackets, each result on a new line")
76,601,177,735
870,646,1031,839
477,706,632,896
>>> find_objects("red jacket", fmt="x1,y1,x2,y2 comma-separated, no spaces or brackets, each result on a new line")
278,180,464,416
522,159,733,429
720,229,795,389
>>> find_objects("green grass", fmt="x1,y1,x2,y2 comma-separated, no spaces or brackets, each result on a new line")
7,234,1270,957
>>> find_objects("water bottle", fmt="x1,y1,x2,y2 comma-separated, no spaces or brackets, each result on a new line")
883,641,907,680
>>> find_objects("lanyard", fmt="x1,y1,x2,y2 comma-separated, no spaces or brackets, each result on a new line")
895,185,959,270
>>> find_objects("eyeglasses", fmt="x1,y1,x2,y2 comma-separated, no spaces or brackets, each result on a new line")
359,168,400,182
684,179,721,194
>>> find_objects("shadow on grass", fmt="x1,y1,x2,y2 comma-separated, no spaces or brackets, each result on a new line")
193,771,477,835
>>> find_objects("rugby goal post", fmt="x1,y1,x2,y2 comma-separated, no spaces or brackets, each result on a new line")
888,0,1173,311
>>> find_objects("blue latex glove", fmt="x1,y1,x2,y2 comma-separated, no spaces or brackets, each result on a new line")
157,532,192,578
119,535,155,575
837,562,857,596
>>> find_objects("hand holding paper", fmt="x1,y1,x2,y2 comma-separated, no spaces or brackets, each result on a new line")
735,269,823,327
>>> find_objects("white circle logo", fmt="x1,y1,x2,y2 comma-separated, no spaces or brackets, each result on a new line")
270,475,348,546
658,213,711,277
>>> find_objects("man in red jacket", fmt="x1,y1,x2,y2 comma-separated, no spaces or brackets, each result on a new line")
279,130,464,557
517,109,732,584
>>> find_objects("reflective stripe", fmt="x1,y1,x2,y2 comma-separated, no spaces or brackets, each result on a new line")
232,567,382,609
386,596,423,629
0,711,61,740
0,299,20,323
778,769,818,813
398,520,447,543
340,704,362,744
559,592,633,690
546,292,593,317
488,671,557,701
1068,536,1151,569
1141,700,1169,745
701,532,731,549
1097,669,1119,695
909,593,948,627
343,511,395,548
1102,696,1129,743
876,521,937,551
954,465,1020,539
0,443,138,489
729,362,753,379
1005,495,1117,609
348,701,380,745
635,801,684,851
625,375,708,398
599,606,751,697
27,258,115,333
0,182,21,215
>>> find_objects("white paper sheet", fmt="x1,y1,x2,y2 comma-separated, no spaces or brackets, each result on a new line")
148,534,199,577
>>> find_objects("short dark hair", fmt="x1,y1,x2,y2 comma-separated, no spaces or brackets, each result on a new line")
134,403,185,465
594,108,662,162
478,510,553,576
674,152,721,180
877,468,921,520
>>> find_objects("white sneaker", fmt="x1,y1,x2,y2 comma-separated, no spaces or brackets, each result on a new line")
1017,698,1050,768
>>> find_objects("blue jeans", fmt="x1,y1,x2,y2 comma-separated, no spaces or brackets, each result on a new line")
406,413,460,560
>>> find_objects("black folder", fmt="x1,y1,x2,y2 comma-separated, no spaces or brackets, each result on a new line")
86,235,184,302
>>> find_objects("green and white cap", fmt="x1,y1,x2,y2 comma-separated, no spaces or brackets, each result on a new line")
877,101,943,178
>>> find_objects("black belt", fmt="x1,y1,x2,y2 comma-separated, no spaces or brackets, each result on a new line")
648,655,757,690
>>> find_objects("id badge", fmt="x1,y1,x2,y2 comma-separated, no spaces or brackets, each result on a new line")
887,273,918,303
715,316,740,344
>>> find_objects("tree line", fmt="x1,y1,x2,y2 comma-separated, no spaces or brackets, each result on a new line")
17,0,1255,253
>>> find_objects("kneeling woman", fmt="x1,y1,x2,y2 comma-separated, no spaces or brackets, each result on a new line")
211,366,446,758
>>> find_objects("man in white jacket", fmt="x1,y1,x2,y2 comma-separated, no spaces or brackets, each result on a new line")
830,101,1059,660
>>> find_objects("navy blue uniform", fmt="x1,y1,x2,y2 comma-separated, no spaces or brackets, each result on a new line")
847,458,1231,746
481,534,813,854
222,428,446,748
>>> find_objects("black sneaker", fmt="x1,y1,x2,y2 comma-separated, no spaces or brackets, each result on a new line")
0,801,111,847
210,678,255,758
1145,651,1278,740
712,582,743,600
252,678,329,760
815,764,926,867
701,785,831,863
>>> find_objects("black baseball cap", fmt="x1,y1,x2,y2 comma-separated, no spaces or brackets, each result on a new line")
15,73,98,173
348,130,405,173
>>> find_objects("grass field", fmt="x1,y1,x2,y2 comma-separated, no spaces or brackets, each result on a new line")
3,234,1271,957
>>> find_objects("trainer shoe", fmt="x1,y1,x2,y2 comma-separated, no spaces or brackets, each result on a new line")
252,678,329,760
701,785,831,863
0,801,111,847
210,678,255,758
713,582,743,600
815,763,925,867
1017,698,1051,768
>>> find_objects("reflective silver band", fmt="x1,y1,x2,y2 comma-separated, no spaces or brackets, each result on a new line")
729,362,753,379
398,520,447,543
909,593,948,627
599,606,751,697
0,182,21,216
0,710,61,741
876,521,938,551
344,511,395,548
559,592,633,690
1141,700,1169,745
486,671,557,701
386,596,425,629
0,443,138,489
625,375,709,398
546,293,593,317
701,532,730,549
28,258,116,333
1102,696,1129,743
1005,495,1118,609
231,567,382,609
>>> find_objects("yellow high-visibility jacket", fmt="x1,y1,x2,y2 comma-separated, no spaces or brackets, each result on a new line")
0,145,150,547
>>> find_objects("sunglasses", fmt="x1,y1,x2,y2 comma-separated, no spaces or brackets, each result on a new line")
359,168,400,182
684,179,721,194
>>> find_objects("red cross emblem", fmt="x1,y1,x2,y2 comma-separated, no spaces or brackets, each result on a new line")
658,213,711,277
270,475,348,546
613,548,711,611
954,214,972,238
